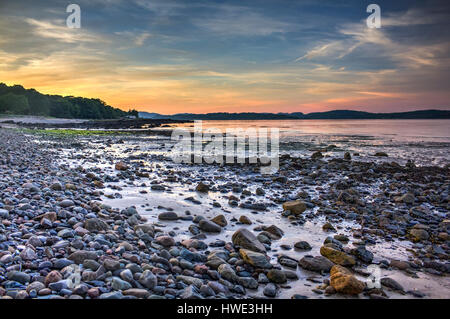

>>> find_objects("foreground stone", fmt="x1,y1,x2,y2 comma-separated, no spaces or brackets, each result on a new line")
282,200,307,215
330,265,365,295
232,228,266,253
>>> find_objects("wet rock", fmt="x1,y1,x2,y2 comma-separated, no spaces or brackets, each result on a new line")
380,277,404,292
320,246,355,266
211,215,227,227
239,249,272,269
155,235,176,247
267,269,287,284
409,228,429,242
232,228,266,253
263,283,277,297
199,219,221,233
282,200,307,215
298,256,334,273
195,182,209,193
330,265,365,295
158,212,178,221
351,246,374,264
239,216,252,224
218,264,238,282
294,241,312,250
115,162,128,171
311,151,324,160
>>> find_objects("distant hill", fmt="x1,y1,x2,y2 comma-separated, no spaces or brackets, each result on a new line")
140,109,450,120
0,83,137,119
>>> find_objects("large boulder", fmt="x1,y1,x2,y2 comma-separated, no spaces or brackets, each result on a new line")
199,219,221,233
232,228,266,253
282,200,307,215
298,255,334,273
320,246,355,266
330,265,365,295
239,249,272,269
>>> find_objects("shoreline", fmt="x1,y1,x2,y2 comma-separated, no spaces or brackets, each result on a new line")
0,128,448,299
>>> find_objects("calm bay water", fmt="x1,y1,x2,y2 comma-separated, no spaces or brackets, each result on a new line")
170,119,450,166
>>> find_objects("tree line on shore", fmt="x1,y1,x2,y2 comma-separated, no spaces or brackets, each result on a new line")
0,83,138,119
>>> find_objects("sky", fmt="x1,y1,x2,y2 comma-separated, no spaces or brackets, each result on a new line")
0,0,449,114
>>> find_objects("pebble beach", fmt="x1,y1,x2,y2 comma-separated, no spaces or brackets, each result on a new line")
0,127,449,299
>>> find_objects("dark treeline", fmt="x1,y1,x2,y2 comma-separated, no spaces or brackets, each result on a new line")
0,83,138,119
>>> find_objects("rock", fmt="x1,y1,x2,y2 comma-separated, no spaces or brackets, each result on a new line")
155,235,176,247
181,285,203,299
330,265,365,295
198,219,221,233
239,249,272,269
395,193,415,204
263,283,277,297
7,271,30,284
278,255,298,268
54,258,74,269
311,151,324,159
218,264,238,282
0,208,9,219
322,222,336,231
409,228,429,242
294,241,312,250
139,270,157,289
239,216,252,224
177,275,203,288
263,225,284,239
99,291,124,299
111,277,132,290
344,152,351,160
123,289,150,299
68,250,98,264
389,260,410,270
380,277,404,292
282,200,307,215
57,229,74,238
158,212,178,221
59,199,74,208
238,277,259,289
298,256,334,273
267,269,286,284
50,182,63,191
320,246,355,266
374,152,388,157
26,281,45,293
45,271,62,286
195,182,209,193
211,215,227,227
232,228,266,253
84,218,108,232
115,162,128,171
26,236,42,248
103,259,121,271
352,246,374,264
20,247,37,261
